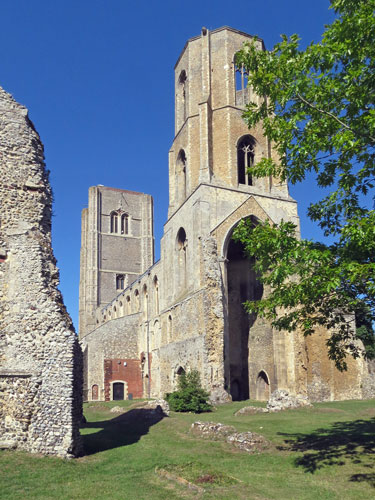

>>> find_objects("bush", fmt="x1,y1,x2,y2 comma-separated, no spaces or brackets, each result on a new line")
165,370,212,413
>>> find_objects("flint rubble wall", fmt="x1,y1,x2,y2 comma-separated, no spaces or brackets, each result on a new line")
0,87,82,457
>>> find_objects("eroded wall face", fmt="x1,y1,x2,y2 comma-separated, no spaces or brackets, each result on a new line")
0,87,82,457
304,326,372,402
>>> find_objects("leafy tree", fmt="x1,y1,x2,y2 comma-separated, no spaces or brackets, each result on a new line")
233,0,375,369
165,370,212,413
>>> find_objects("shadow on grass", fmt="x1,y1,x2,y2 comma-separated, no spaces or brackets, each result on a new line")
278,418,375,486
81,408,166,455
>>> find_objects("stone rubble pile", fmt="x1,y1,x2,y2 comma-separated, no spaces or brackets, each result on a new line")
235,406,268,416
191,421,268,452
267,389,311,412
110,406,126,413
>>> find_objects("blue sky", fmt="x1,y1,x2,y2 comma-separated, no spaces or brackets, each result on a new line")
1,0,336,329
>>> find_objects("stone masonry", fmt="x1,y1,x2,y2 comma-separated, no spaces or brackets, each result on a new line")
79,185,154,338
80,27,374,404
0,87,82,457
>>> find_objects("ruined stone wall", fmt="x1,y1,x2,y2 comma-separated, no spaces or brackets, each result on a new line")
304,326,369,402
0,87,82,457
362,360,375,399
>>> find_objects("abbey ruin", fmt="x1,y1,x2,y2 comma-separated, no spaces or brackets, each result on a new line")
0,88,82,457
79,27,374,404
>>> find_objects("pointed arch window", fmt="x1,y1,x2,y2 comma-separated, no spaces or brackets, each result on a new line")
167,314,173,341
176,227,187,292
234,53,249,106
110,211,118,233
134,289,140,312
153,275,159,314
178,70,187,124
177,149,187,201
121,213,129,235
237,135,255,186
143,284,148,305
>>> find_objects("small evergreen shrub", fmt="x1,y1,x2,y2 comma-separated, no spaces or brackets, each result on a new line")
165,370,212,413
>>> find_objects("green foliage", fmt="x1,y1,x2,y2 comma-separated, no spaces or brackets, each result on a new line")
356,325,375,360
165,370,212,413
234,0,375,370
355,302,375,359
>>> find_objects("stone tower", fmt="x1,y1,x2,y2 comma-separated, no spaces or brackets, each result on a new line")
159,26,300,401
80,27,373,404
79,185,154,338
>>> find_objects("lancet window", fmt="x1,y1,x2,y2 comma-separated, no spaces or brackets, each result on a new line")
121,214,129,235
178,70,187,124
235,54,249,106
110,211,130,235
153,275,159,314
237,135,255,186
177,149,187,201
110,211,118,233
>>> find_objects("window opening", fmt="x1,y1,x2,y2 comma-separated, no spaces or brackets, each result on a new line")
121,214,129,235
153,276,159,314
177,149,187,201
143,284,148,316
237,135,255,186
167,314,172,341
116,274,125,290
235,55,249,106
178,70,187,123
176,227,187,291
176,227,187,249
110,212,118,233
235,63,248,91
135,289,140,312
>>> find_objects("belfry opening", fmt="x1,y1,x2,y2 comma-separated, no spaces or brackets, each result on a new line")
225,218,263,401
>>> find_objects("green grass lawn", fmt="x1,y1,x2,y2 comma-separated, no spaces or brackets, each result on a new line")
1,399,374,499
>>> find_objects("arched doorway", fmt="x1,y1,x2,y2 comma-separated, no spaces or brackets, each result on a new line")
177,366,185,376
175,366,185,389
256,371,270,401
225,218,263,401
92,384,99,400
112,382,125,401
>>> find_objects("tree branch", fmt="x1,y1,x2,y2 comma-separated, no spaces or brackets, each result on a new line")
293,90,375,144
